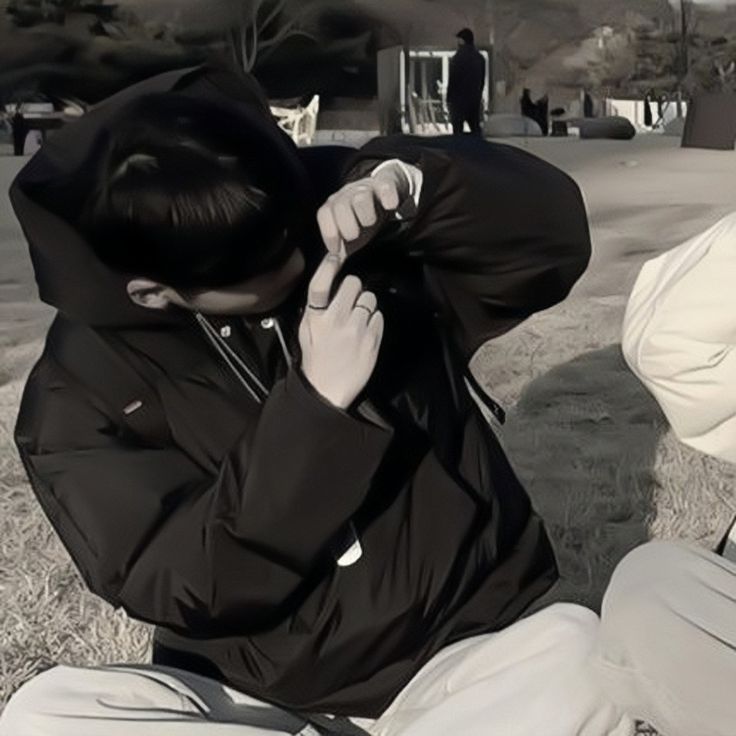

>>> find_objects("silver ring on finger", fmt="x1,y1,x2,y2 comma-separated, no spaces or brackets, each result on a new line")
354,303,375,317
354,290,377,316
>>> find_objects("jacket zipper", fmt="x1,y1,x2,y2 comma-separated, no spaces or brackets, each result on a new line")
197,311,364,567
195,313,293,404
260,317,293,369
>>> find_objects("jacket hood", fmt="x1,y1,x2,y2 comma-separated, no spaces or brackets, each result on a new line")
10,64,315,328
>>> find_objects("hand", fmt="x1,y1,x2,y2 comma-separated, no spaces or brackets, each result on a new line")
299,253,384,410
316,161,417,257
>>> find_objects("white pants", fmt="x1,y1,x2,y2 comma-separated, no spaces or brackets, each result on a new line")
2,541,735,736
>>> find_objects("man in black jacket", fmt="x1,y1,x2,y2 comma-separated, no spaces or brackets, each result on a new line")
446,29,486,136
2,63,626,732
11,108,28,156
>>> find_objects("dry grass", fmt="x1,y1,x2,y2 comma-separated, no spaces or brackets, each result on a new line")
0,341,152,708
1,137,735,733
0,157,153,709
473,297,736,612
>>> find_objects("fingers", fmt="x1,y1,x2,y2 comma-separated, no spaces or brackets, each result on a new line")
306,253,381,327
351,186,378,228
317,180,387,254
307,253,343,310
332,275,363,316
367,309,385,348
317,195,360,254
371,171,401,211
333,197,360,242
349,290,378,325
316,205,343,255
355,290,378,314
318,192,361,248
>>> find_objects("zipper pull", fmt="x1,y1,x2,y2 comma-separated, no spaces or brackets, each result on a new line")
336,523,363,567
262,317,293,368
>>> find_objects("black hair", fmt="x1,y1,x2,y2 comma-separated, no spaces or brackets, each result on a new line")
81,94,296,290
456,28,475,45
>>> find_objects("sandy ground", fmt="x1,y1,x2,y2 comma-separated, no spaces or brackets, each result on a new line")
1,134,735,720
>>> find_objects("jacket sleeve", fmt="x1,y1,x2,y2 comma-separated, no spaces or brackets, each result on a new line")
343,137,592,359
477,54,486,98
622,213,736,464
15,354,393,635
446,56,458,103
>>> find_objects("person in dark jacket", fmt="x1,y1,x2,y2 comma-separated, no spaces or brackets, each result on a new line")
7,63,594,723
583,91,595,119
520,88,536,122
11,108,28,156
6,62,736,736
644,90,654,128
446,28,486,136
520,89,549,135
536,93,550,136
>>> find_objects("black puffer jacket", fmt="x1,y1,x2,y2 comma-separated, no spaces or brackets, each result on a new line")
12,64,591,717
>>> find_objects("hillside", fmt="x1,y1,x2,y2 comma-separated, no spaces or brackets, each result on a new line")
475,2,736,111
3,2,736,114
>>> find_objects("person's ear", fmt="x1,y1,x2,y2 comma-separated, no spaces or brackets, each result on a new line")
126,279,173,310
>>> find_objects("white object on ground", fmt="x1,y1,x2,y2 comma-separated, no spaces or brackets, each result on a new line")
623,212,736,464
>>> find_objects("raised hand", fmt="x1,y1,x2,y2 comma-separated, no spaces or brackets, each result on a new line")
316,161,418,257
299,253,384,410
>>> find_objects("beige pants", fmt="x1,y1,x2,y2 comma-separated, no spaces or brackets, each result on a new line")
2,541,734,736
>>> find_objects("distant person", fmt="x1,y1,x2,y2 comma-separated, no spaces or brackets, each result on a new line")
644,91,653,128
11,108,27,156
520,87,536,121
536,93,550,136
446,28,486,136
583,91,595,118
520,88,548,135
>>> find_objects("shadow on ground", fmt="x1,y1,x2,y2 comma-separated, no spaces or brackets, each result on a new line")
500,344,668,611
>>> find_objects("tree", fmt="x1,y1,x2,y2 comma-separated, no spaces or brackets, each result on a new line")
715,58,736,91
7,0,114,27
675,0,693,102
226,0,320,73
